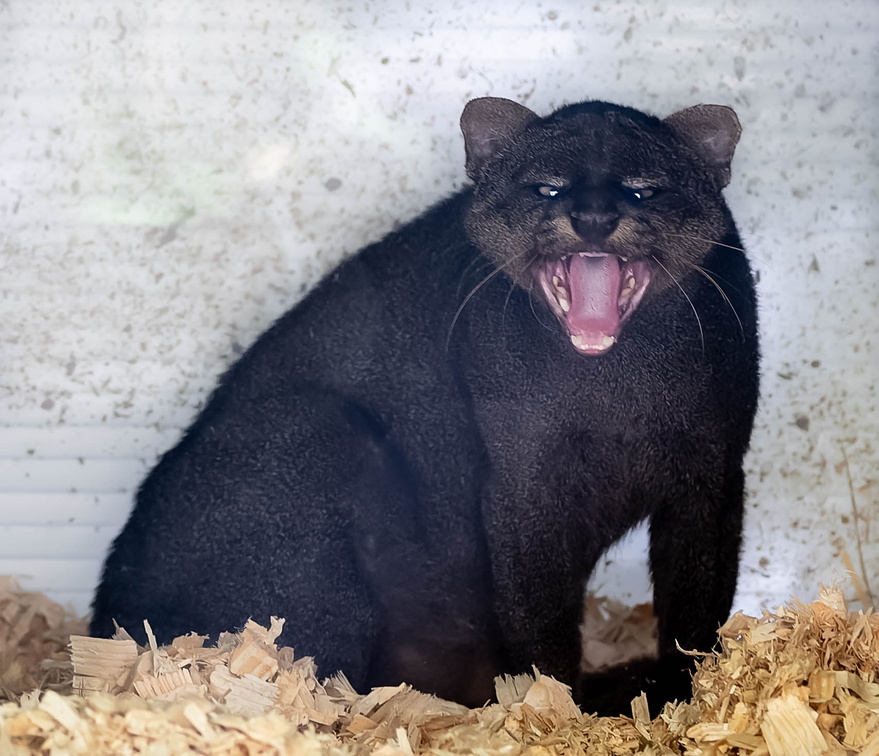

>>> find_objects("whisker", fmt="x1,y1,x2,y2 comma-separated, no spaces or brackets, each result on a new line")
501,279,517,326
446,249,534,351
517,252,556,333
528,288,555,333
668,231,774,270
651,255,704,355
667,231,746,254
456,255,494,298
692,264,745,342
446,266,506,351
687,266,745,298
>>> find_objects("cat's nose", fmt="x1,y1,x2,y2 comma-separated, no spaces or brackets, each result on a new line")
570,208,620,242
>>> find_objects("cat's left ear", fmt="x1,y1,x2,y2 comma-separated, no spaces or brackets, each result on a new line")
460,97,539,181
664,105,742,187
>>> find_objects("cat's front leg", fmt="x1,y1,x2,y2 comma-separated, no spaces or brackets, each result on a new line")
580,463,746,716
481,483,600,689
649,462,745,655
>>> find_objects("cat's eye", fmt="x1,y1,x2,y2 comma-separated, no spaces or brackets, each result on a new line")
535,185,565,198
625,187,658,202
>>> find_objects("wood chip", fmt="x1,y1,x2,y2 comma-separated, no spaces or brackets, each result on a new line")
762,693,827,756
0,583,876,755
581,596,657,671
210,666,278,717
70,636,139,693
0,578,87,700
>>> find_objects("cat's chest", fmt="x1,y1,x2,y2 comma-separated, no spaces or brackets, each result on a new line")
468,308,716,455
492,367,654,431
461,283,714,468
467,341,697,462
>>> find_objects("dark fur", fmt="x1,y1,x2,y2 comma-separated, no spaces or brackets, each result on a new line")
91,98,759,714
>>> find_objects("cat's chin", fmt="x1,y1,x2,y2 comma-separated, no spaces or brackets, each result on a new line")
534,253,652,355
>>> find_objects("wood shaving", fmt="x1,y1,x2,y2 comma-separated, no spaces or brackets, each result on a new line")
580,596,657,672
679,586,879,755
0,578,87,700
0,582,876,755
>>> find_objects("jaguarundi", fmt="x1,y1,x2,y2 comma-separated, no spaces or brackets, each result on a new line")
91,96,760,714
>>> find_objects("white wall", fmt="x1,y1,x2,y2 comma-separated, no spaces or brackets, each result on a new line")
1,0,876,617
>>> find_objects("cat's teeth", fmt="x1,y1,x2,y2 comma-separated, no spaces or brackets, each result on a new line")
619,277,636,306
570,334,616,351
552,274,568,306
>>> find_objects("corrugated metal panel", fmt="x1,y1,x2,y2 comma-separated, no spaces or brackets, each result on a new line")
0,459,146,492
0,492,131,525
1,0,877,619
0,526,119,559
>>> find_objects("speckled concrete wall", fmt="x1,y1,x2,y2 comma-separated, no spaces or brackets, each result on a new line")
1,0,876,616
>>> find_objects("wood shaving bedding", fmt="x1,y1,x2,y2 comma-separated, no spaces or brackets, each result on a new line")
0,580,876,755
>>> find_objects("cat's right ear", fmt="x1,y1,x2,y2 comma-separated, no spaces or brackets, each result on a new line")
460,98,538,181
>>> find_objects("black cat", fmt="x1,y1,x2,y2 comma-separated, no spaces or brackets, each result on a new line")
91,97,759,714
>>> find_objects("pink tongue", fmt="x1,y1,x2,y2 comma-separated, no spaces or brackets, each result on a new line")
567,255,622,336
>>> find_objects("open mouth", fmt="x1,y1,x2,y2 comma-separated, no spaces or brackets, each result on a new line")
534,253,652,355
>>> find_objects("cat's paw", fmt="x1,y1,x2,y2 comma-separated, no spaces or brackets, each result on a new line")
576,655,695,717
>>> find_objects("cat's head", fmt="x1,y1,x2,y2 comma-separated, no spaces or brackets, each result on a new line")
460,97,741,355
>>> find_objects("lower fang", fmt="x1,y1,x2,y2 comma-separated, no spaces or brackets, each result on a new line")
559,297,570,313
